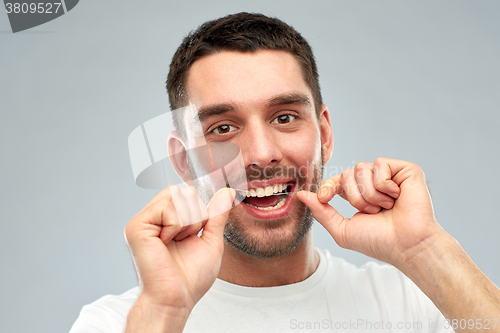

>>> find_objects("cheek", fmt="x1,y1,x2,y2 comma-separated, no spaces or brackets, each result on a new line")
282,131,322,167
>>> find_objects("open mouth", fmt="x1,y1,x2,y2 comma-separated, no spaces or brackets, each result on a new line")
236,182,294,211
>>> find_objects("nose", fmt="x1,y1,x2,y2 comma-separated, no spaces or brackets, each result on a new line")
239,121,283,168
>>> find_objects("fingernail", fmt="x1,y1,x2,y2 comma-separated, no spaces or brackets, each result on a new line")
366,205,380,214
380,201,392,209
319,187,329,199
297,191,307,199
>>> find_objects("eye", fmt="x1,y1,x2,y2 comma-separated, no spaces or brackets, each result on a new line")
212,124,237,134
272,114,296,124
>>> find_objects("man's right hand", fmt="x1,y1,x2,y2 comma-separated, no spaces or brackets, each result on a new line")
124,186,235,333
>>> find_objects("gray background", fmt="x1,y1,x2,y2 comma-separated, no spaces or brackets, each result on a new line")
1,1,499,332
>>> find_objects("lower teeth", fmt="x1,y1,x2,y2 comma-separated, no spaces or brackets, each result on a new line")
245,195,287,211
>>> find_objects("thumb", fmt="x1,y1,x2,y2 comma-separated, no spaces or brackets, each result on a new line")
202,188,236,242
297,190,349,249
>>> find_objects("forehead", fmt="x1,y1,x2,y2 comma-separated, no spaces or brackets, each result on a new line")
185,50,313,110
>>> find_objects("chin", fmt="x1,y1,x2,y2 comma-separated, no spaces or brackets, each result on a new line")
223,198,314,259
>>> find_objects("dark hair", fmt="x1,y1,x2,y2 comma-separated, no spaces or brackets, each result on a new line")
166,12,322,137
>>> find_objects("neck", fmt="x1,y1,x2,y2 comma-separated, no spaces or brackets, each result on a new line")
217,231,319,287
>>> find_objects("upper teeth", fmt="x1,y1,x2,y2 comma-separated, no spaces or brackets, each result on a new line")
244,183,287,197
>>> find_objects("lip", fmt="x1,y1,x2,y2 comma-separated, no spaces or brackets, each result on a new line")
233,178,295,191
239,181,296,220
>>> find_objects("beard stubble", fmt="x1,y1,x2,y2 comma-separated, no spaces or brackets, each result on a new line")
223,147,324,259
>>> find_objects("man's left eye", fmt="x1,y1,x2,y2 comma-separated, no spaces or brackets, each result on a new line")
272,114,296,124
212,124,237,134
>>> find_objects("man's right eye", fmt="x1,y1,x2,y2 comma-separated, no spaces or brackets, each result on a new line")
212,124,237,134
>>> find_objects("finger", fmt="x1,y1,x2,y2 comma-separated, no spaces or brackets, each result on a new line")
181,186,208,226
339,169,381,214
373,158,402,198
196,193,210,232
354,162,395,210
173,219,204,240
201,188,235,249
125,201,182,280
157,198,186,245
317,175,342,203
184,186,209,223
125,193,183,248
173,187,208,240
296,190,350,249
170,185,193,227
141,185,174,212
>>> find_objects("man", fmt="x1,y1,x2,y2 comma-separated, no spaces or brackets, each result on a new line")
70,13,500,332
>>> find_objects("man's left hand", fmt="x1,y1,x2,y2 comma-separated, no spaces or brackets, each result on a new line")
297,157,445,268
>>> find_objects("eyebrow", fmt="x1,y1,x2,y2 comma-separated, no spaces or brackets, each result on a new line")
267,92,312,109
195,104,236,124
194,92,312,124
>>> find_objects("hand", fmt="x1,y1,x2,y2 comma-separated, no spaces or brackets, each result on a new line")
125,186,235,313
299,157,500,329
297,157,445,268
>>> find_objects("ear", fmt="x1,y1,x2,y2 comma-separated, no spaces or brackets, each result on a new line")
319,104,334,165
167,131,194,185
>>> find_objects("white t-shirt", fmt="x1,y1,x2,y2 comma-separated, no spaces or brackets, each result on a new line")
70,249,453,332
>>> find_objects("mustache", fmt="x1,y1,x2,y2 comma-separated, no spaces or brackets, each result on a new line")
246,165,307,181
225,165,309,190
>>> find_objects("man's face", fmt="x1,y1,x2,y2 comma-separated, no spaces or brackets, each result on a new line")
182,50,332,258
